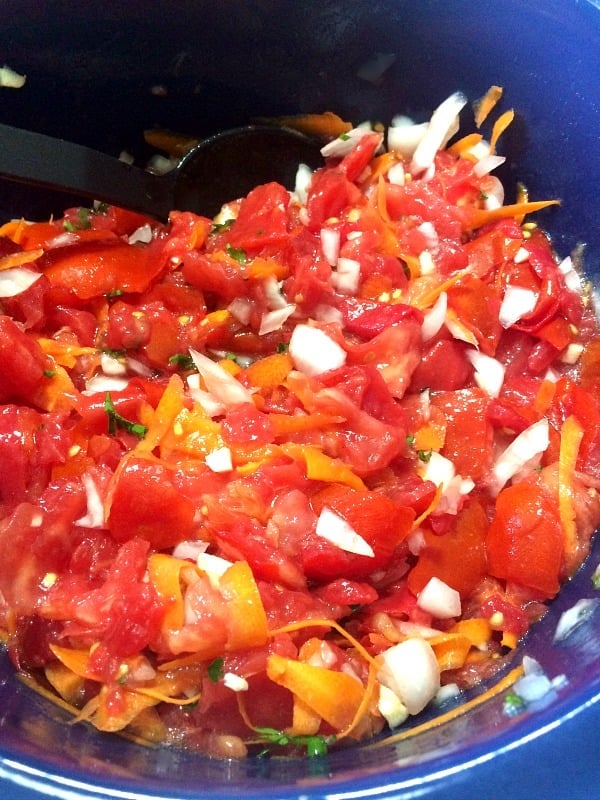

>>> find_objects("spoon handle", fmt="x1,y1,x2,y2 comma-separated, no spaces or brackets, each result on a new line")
0,123,171,219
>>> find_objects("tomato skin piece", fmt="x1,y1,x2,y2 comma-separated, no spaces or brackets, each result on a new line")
486,481,564,598
107,457,198,549
446,276,502,356
222,402,275,446
305,168,363,231
226,182,291,253
409,337,472,392
431,389,493,480
0,315,53,405
407,498,489,598
306,485,414,581
41,239,164,299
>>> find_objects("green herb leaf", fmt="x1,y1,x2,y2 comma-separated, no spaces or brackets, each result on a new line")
418,449,433,462
104,288,124,299
276,342,289,354
406,434,415,447
226,244,247,264
592,569,600,590
207,657,225,683
104,393,147,439
211,218,234,233
168,353,197,371
43,369,56,378
503,691,527,717
253,726,334,758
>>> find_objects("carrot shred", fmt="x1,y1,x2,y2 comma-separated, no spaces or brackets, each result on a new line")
558,415,584,556
448,132,483,156
0,247,44,271
489,108,515,154
473,85,504,128
463,199,560,232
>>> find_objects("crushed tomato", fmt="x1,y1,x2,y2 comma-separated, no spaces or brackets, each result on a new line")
0,91,599,759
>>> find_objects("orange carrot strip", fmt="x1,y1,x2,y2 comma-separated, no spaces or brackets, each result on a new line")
473,85,504,128
489,108,514,154
558,415,584,556
463,199,560,232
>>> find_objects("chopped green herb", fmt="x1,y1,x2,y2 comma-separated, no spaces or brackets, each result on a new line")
339,132,351,141
226,244,247,264
211,218,234,233
43,369,56,378
101,348,126,359
406,434,415,447
254,726,334,758
418,449,433,462
503,691,527,717
104,393,147,439
168,353,196,371
276,342,289,354
104,289,124,300
207,657,225,683
94,202,110,214
592,568,600,590
64,207,92,232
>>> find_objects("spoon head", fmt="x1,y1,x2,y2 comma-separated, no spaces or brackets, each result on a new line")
173,125,324,217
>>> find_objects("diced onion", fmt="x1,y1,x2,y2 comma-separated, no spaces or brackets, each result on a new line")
410,92,468,175
228,297,254,325
513,246,530,264
186,374,226,417
315,507,375,557
558,255,583,293
387,162,406,186
313,304,344,325
172,540,209,561
0,65,26,88
258,304,296,336
288,323,347,377
554,598,598,642
0,267,42,298
387,119,428,158
45,232,79,249
321,227,341,266
100,352,127,377
466,349,505,398
421,292,448,341
197,552,234,588
205,446,233,473
321,125,372,159
262,276,288,310
294,163,313,205
128,223,153,244
189,348,254,406
490,418,550,495
499,285,539,328
223,672,249,692
74,473,106,529
377,684,409,728
331,257,361,294
417,576,461,619
377,638,441,716
83,374,129,395
473,154,506,177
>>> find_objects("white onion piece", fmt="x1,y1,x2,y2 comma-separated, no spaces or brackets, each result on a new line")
387,120,429,158
378,684,409,728
554,598,598,642
172,539,209,561
75,473,106,529
513,246,530,264
262,275,288,310
417,221,439,253
417,577,461,619
387,162,406,186
0,64,26,88
223,672,249,692
205,446,233,473
561,343,584,364
473,154,506,177
321,227,341,266
258,304,296,335
0,267,42,298
227,297,253,325
100,352,127,376
434,683,461,706
421,292,448,341
45,231,79,249
294,163,313,206
126,356,153,378
377,638,441,716
332,257,361,295
490,418,550,495
197,552,234,589
288,323,347,376
558,255,583,292
499,285,539,328
418,250,436,275
186,374,226,417
189,348,253,406
128,223,153,245
321,125,372,159
466,350,506,398
315,507,375,557
410,92,468,175
83,374,129,395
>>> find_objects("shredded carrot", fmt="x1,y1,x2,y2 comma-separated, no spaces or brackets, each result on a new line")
473,85,504,128
463,199,560,231
558,415,584,556
448,132,483,157
489,108,515,154
336,662,379,742
243,352,293,391
0,247,44,271
255,111,352,139
269,617,379,669
367,664,524,749
411,484,444,530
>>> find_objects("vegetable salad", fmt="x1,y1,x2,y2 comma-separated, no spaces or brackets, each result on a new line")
1,90,599,758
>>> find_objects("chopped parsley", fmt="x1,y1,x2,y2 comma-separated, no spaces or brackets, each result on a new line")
168,353,196,371
104,289,124,300
226,244,247,264
503,691,527,717
63,207,92,232
406,434,416,447
592,568,600,590
104,393,147,439
418,449,433,462
43,369,56,378
254,727,334,758
207,657,225,683
211,218,234,234
276,342,289,354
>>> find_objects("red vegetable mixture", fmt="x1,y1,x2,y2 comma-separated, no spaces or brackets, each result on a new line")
1,91,599,758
